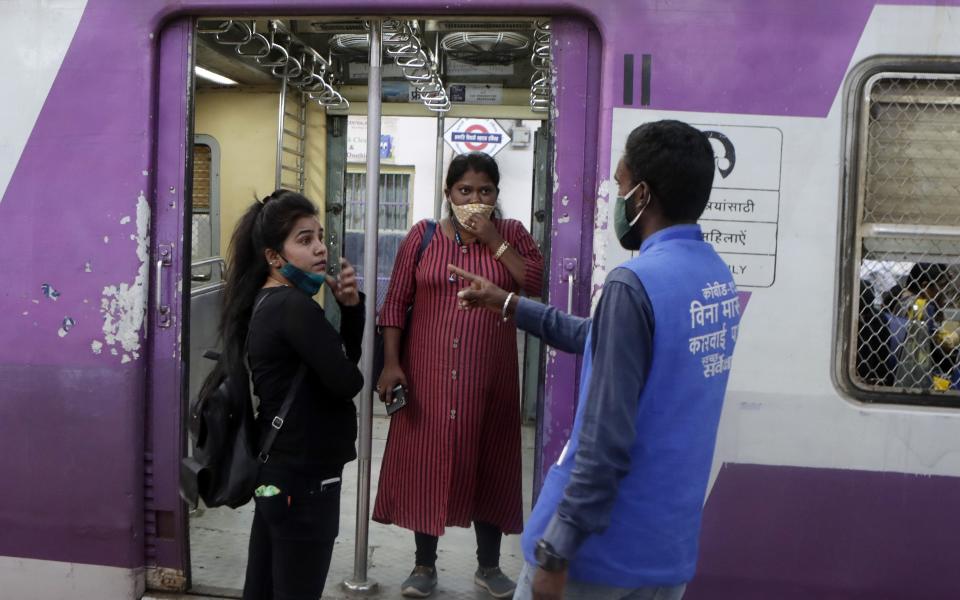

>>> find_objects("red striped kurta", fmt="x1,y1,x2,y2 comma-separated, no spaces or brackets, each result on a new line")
373,218,544,536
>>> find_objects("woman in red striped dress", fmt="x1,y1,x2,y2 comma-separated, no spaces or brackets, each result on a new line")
374,153,544,598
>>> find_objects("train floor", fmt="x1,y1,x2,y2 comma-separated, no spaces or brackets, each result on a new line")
168,414,536,600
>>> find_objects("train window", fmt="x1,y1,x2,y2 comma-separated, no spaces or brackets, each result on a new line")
844,69,960,404
344,169,414,308
191,135,221,284
192,143,213,266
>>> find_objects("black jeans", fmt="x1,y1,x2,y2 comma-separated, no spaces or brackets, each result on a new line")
415,520,502,570
242,463,342,600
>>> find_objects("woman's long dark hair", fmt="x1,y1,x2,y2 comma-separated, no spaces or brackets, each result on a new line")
207,189,317,383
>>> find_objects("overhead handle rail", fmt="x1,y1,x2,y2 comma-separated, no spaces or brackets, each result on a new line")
197,19,349,111
530,20,552,113
382,19,452,112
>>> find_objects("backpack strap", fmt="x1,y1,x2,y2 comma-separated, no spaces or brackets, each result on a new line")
374,220,436,338
398,219,435,309
245,292,271,356
257,363,307,463
246,289,308,464
415,219,436,266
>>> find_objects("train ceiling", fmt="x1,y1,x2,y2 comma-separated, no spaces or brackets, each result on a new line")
195,17,544,90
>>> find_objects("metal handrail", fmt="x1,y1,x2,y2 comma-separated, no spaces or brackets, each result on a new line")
235,22,271,59
530,20,552,113
191,257,225,269
862,223,960,239
198,19,350,111
190,257,226,283
343,19,382,595
382,20,451,113
214,21,252,46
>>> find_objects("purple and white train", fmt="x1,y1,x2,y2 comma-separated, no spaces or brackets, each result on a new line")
4,1,960,598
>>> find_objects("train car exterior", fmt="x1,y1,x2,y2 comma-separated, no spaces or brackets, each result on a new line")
4,1,960,598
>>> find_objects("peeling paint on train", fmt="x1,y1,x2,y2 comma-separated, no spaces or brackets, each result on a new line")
97,192,150,363
591,179,611,310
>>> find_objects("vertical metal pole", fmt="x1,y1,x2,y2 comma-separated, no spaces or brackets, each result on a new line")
275,71,288,190
343,17,381,595
433,33,446,220
297,92,306,194
433,114,445,220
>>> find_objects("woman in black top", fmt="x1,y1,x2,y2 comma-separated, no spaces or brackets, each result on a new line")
215,190,364,600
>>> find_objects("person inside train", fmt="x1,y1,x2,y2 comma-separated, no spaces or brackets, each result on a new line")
450,120,739,600
373,152,544,598
215,189,365,600
857,281,892,386
885,262,949,389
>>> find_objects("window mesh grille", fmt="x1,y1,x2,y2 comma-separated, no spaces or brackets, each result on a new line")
852,74,960,398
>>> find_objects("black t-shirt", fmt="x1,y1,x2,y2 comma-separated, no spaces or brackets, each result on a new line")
247,286,364,471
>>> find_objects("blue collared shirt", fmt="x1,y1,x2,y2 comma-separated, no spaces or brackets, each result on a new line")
514,264,655,560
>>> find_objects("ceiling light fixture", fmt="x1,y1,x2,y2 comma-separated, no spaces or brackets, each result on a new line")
195,66,238,86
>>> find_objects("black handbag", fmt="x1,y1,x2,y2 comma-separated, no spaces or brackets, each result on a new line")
372,220,436,384
180,295,307,509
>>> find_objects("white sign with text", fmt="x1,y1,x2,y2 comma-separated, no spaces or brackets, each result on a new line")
443,118,512,157
606,111,783,288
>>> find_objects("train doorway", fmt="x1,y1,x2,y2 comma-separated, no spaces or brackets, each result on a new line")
149,12,599,598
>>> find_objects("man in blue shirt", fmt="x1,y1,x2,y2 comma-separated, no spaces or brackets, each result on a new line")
449,120,740,600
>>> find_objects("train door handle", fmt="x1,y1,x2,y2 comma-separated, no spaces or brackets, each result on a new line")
562,258,578,314
155,244,173,328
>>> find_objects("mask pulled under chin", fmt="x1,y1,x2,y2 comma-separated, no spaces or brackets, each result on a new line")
280,261,326,296
451,202,495,226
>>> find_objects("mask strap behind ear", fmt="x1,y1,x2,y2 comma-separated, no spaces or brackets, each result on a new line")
623,181,642,200
628,190,650,227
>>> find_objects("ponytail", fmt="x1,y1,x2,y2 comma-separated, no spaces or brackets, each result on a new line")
212,190,318,373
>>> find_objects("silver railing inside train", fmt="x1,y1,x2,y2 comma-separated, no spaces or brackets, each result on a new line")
343,17,382,596
530,20,552,113
196,19,350,111
382,19,452,113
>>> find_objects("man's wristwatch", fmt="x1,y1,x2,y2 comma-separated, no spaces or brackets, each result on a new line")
534,539,568,572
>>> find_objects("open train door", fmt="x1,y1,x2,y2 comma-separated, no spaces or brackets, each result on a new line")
523,119,552,484
144,16,195,592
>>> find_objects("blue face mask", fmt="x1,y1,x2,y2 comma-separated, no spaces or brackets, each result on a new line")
280,260,326,296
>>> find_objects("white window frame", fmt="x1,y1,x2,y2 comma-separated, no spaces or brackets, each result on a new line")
837,57,960,407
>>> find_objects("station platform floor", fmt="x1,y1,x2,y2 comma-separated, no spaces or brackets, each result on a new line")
153,414,536,600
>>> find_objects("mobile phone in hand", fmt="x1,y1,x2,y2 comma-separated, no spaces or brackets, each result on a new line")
326,255,340,278
385,384,407,416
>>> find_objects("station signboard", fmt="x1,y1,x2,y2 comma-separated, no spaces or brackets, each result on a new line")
443,118,512,156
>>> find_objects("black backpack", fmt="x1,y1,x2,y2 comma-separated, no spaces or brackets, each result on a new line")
180,295,305,509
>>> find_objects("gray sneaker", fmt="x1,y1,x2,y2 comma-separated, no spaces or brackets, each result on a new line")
474,566,516,598
401,566,438,598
